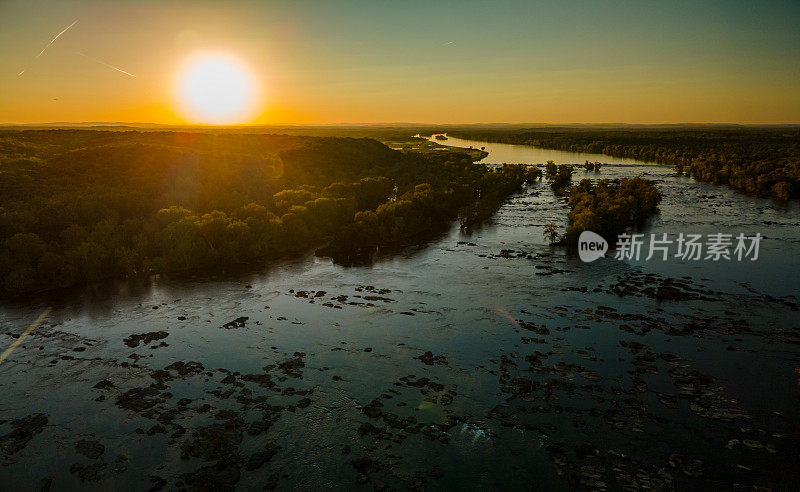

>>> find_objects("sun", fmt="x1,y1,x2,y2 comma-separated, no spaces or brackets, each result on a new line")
175,53,258,124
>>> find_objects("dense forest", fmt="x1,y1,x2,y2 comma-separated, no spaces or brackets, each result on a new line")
562,178,663,245
0,130,536,297
447,126,800,200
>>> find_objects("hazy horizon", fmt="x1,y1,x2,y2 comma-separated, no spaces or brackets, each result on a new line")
4,121,800,128
2,0,799,125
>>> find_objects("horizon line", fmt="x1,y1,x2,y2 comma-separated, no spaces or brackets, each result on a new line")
2,121,800,128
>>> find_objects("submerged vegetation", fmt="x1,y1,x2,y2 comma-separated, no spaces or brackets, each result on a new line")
448,126,800,200
0,130,532,298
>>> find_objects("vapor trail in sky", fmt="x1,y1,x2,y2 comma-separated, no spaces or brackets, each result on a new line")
17,19,78,76
36,19,78,58
77,52,136,77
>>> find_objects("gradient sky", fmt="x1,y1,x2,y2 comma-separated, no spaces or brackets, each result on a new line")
1,0,799,124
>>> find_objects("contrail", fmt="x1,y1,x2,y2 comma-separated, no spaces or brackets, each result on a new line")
17,19,78,76
76,52,136,77
37,19,78,58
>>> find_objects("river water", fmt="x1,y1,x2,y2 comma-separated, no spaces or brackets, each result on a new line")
0,136,798,490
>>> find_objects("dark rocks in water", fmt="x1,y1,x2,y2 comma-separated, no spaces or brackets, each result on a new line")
669,454,705,477
179,418,247,491
668,365,749,421
181,422,243,462
506,377,540,395
608,273,715,302
362,399,383,419
164,361,204,377
415,351,447,366
220,317,248,330
654,284,699,301
0,413,48,455
362,295,395,302
182,461,241,492
782,328,800,344
147,424,167,436
242,373,274,388
350,457,380,472
277,353,306,378
247,405,283,437
69,462,107,482
150,370,174,384
381,412,415,430
149,476,167,491
115,387,162,412
357,422,380,436
404,376,429,388
123,331,168,348
75,439,105,460
245,443,279,471
519,321,550,335
92,379,116,390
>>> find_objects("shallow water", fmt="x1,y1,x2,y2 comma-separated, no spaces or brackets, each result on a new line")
1,137,798,490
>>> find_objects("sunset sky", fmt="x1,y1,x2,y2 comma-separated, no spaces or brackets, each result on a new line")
1,0,799,125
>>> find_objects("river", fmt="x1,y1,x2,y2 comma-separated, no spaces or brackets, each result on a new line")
0,136,798,490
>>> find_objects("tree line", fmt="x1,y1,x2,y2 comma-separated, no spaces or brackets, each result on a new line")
0,130,534,297
448,127,799,200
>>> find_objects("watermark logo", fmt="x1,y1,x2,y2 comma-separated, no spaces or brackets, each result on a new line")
577,231,762,263
578,230,608,262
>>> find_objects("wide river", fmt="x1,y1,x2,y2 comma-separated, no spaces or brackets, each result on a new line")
1,135,798,490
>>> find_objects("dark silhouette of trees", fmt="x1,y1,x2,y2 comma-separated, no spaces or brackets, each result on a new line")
550,165,574,196
542,222,560,244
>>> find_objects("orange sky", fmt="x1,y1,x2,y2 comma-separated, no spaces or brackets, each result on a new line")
1,1,799,125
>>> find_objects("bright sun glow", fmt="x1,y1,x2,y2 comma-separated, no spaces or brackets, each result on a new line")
175,53,258,124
